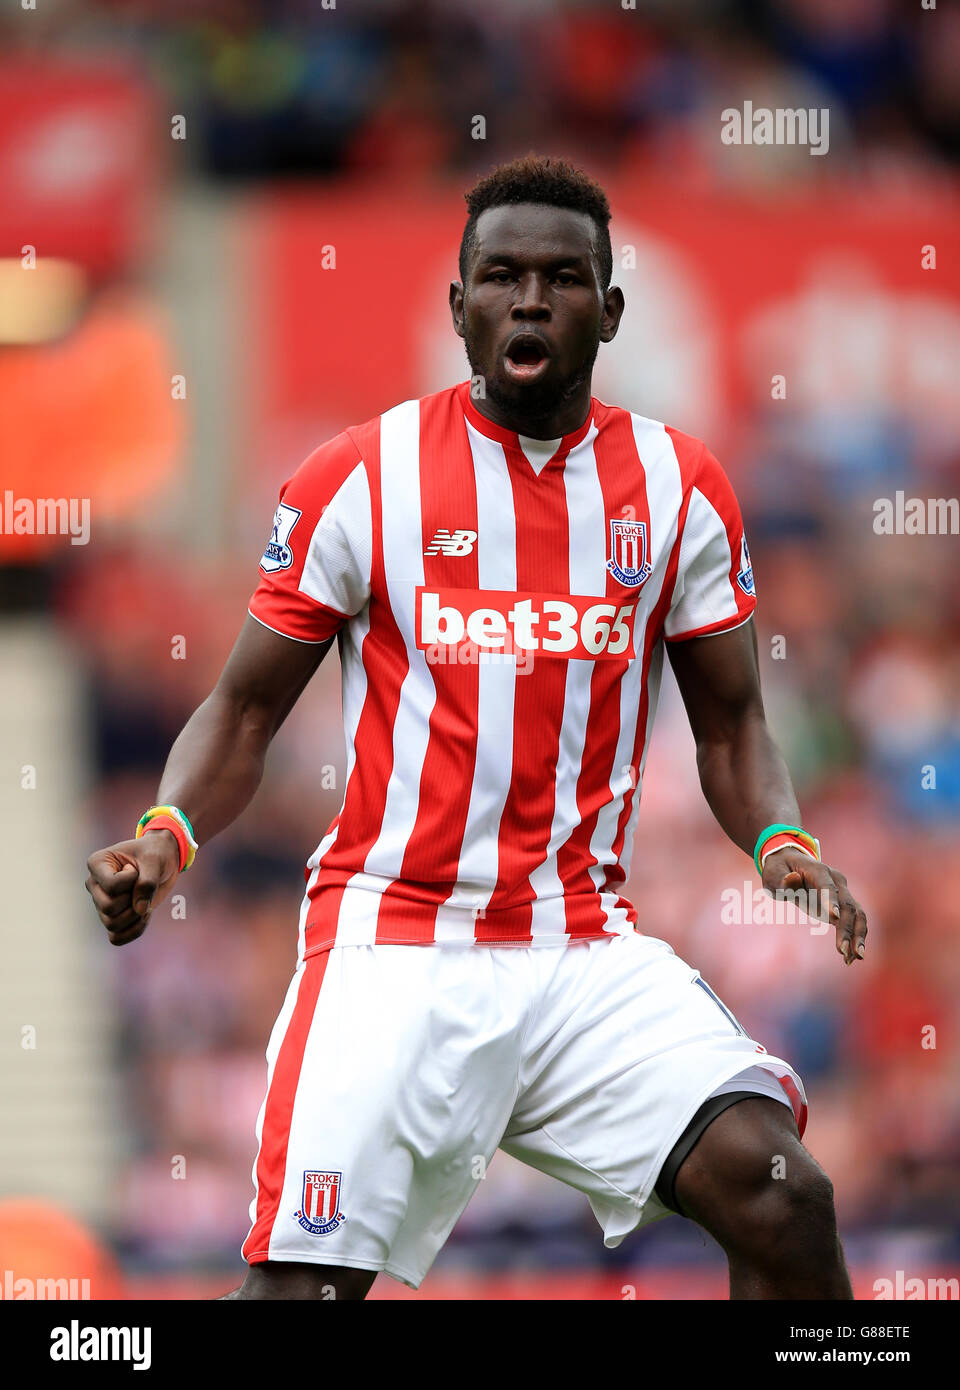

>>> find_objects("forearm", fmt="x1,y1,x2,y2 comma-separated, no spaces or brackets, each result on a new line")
154,687,273,846
667,620,865,962
696,711,801,859
87,618,331,944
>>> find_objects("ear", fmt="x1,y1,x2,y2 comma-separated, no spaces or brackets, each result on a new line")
600,285,625,344
449,281,465,338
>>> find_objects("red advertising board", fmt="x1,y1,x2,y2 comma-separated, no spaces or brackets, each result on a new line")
0,58,163,279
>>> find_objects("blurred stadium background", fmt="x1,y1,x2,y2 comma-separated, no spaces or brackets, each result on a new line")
0,0,958,1300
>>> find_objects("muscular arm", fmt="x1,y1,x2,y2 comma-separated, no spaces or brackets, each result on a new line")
86,614,334,943
157,615,334,844
666,618,797,856
667,617,867,964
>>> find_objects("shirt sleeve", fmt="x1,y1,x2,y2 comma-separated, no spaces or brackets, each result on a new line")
248,431,372,643
663,443,756,643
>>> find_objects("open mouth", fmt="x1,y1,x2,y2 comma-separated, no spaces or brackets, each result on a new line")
503,333,551,382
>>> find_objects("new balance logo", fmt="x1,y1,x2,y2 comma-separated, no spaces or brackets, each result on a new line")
425,528,478,557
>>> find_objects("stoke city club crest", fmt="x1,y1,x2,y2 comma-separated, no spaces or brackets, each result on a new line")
295,1170,346,1237
607,518,653,588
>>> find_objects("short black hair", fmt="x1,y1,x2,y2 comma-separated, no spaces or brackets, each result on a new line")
459,153,613,294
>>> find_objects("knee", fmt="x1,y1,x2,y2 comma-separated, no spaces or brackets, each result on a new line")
760,1162,835,1232
728,1159,839,1262
672,1098,841,1267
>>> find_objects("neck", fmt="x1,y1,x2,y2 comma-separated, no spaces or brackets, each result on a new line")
470,382,593,440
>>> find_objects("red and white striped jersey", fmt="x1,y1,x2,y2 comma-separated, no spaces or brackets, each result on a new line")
249,381,756,955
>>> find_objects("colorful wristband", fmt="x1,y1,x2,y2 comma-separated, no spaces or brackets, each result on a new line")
138,814,190,872
136,804,198,872
753,823,820,875
758,832,820,870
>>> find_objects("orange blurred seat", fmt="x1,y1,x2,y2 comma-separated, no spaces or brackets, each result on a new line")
0,1198,123,1300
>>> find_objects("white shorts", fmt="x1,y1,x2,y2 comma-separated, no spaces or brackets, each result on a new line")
242,932,806,1289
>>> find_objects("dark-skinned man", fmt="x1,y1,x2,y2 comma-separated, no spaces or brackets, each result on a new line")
87,154,866,1301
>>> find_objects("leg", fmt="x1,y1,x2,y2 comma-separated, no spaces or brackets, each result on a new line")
498,937,835,1296
220,1261,376,1300
239,944,522,1299
671,1095,853,1300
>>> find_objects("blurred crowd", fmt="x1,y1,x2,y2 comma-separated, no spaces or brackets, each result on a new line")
1,0,958,1285
2,0,958,185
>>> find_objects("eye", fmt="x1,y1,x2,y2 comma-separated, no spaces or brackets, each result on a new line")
554,271,578,285
489,270,513,283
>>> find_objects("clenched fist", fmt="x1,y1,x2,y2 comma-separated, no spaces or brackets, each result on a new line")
85,830,181,946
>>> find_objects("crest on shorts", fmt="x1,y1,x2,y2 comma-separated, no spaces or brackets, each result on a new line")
295,1170,346,1236
736,534,755,597
259,503,301,574
607,519,653,588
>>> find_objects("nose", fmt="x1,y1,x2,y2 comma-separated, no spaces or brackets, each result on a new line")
511,272,550,320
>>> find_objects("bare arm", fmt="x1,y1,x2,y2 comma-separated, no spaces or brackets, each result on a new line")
667,618,867,965
85,615,333,944
666,618,798,855
156,615,333,843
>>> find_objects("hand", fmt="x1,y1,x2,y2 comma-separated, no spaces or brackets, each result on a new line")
761,848,868,966
85,831,181,946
